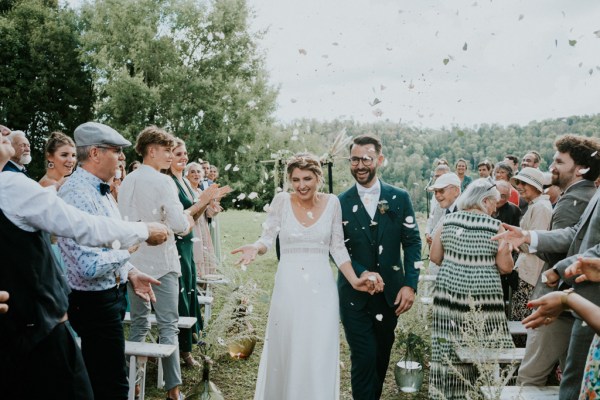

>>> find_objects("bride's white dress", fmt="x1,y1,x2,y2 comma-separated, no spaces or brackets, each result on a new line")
253,192,351,400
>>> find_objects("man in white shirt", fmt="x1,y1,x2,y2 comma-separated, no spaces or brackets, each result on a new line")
0,135,169,399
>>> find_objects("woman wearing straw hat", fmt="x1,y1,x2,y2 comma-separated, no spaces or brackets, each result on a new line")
510,167,553,329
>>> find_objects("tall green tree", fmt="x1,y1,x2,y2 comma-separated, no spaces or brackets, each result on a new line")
0,0,94,178
79,0,277,197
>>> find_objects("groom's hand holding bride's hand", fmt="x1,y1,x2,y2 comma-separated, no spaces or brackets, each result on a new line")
355,271,385,295
394,286,415,316
231,244,260,267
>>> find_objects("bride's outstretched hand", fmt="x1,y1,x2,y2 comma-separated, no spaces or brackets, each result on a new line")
231,244,259,267
353,272,385,295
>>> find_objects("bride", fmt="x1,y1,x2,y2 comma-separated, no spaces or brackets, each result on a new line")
233,153,384,400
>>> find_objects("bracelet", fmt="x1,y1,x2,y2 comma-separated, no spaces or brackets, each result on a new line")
561,288,575,309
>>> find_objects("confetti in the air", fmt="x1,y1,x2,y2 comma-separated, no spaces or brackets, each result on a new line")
462,42,468,51
574,200,578,206
232,165,240,172
352,205,358,212
112,240,121,250
379,245,383,254
298,49,307,55
248,192,258,200
369,98,382,107
405,216,414,224
569,39,577,46
592,151,598,157
307,211,314,219
392,265,400,271
224,164,232,171
578,167,590,174
375,314,383,321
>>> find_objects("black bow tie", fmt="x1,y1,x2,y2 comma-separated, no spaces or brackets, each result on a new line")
99,183,111,195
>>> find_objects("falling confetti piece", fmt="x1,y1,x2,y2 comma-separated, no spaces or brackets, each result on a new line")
342,220,349,226
227,136,231,142
237,193,246,200
392,265,400,271
518,14,524,21
405,216,414,224
594,30,600,38
248,192,258,200
332,42,339,46
191,237,200,242
298,48,307,55
569,39,577,46
462,42,468,51
574,200,578,206
379,245,383,254
541,274,548,283
112,240,121,250
579,167,590,174
443,58,449,65
307,211,314,219
224,164,232,171
352,205,358,212
403,223,416,229
233,165,240,172
290,98,297,103
592,151,598,157
370,221,378,226
392,195,397,199
375,314,383,321
380,84,386,91
369,98,381,107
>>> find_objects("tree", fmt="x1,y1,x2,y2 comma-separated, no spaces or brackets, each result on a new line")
0,0,94,178
79,0,277,198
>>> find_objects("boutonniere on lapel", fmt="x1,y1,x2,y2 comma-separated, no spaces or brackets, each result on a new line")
377,200,389,215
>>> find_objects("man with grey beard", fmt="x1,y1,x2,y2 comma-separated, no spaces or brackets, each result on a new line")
2,130,31,176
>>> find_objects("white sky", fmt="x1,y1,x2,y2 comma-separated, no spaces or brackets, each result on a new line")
247,0,600,128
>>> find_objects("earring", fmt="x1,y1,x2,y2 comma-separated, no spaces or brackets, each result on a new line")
47,161,55,169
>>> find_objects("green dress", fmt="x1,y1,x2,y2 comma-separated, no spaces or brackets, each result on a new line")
172,176,203,352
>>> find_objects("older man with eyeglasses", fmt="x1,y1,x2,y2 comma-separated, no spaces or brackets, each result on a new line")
57,122,162,400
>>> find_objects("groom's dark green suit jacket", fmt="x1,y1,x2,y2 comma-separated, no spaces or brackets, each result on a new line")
338,180,422,307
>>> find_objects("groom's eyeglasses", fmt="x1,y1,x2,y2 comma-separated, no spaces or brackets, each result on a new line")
348,156,374,167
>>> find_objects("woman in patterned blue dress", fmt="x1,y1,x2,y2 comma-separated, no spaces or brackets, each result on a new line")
429,179,515,399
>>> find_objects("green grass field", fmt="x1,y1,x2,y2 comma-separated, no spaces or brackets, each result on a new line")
142,209,431,399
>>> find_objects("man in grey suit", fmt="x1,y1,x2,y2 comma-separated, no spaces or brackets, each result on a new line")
496,134,600,399
517,135,600,387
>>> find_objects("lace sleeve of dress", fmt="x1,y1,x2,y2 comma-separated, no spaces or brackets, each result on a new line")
329,195,351,267
254,192,286,251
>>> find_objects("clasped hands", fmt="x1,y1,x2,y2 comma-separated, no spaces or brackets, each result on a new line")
522,257,600,329
355,271,385,296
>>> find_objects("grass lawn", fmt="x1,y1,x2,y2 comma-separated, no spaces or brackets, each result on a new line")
141,209,431,399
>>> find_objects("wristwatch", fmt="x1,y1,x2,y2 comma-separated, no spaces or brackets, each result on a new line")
561,288,575,309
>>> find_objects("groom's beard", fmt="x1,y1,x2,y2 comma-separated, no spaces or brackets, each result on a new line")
351,167,377,186
19,153,32,165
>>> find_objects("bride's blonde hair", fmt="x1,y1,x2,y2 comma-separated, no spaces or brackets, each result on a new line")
286,152,324,185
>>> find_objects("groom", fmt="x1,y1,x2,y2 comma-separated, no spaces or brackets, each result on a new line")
339,134,422,399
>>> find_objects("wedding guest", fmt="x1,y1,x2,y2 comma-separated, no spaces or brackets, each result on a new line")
168,138,220,367
425,164,451,247
429,179,514,399
477,159,494,181
208,165,219,182
504,154,520,175
118,126,194,399
232,153,380,400
494,162,520,206
110,160,126,200
454,158,472,191
521,151,541,169
509,168,552,342
39,131,77,271
3,130,31,176
58,122,162,399
39,131,76,190
185,162,219,277
0,134,169,399
128,160,140,173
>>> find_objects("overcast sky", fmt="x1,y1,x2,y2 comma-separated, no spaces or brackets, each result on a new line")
247,0,600,128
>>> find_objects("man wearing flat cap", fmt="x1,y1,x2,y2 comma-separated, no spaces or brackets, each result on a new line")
58,122,162,399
